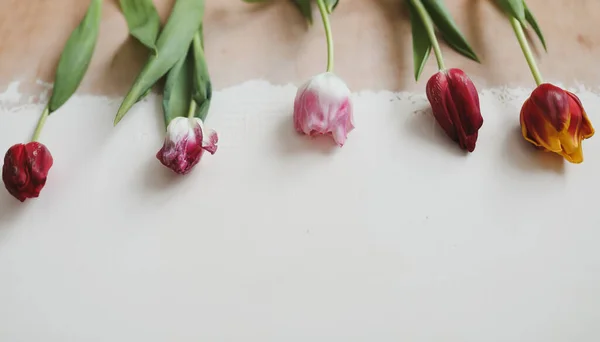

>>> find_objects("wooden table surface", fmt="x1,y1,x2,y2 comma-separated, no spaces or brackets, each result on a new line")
0,0,598,98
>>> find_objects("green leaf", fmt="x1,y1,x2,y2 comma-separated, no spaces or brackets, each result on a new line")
119,0,161,54
48,0,102,113
190,25,212,121
291,0,313,25
194,90,212,122
114,0,205,125
137,87,152,103
162,47,193,127
421,0,480,63
140,88,152,98
324,0,339,13
408,1,431,81
524,2,547,51
496,0,526,24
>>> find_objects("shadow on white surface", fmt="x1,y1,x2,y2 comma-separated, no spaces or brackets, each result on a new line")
139,155,187,192
502,125,565,174
401,106,468,157
0,190,22,246
275,113,339,156
1,82,600,341
0,189,22,223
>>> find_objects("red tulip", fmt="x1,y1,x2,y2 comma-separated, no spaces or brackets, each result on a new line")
2,142,54,202
520,83,595,163
426,68,484,152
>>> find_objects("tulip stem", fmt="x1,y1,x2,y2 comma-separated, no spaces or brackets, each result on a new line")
410,0,445,70
187,100,197,119
316,0,334,73
510,16,543,85
31,106,50,142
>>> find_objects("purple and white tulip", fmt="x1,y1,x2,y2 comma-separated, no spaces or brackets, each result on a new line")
156,117,218,174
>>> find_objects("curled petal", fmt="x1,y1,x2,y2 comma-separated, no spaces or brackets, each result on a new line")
202,129,218,155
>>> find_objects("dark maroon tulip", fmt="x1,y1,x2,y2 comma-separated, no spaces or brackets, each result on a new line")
426,68,484,152
2,142,54,202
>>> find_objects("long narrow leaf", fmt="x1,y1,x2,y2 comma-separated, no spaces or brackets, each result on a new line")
48,0,102,113
496,0,526,25
291,0,313,25
162,48,193,127
119,0,161,54
191,25,212,121
324,0,339,13
421,0,479,63
114,0,205,125
524,2,546,51
408,2,432,81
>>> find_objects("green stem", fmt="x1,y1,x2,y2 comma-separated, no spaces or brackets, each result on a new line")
510,16,543,85
410,0,445,70
187,100,197,119
316,0,334,72
32,106,50,142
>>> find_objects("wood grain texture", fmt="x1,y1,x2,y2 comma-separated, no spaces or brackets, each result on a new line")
0,0,598,97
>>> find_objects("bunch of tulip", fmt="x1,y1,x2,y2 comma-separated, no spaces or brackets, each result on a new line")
2,0,216,202
1,0,595,203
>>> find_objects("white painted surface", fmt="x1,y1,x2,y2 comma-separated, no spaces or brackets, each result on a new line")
0,81,599,341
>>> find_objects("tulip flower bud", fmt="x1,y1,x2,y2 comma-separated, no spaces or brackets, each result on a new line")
293,72,354,146
426,68,484,152
520,83,595,163
2,142,54,202
156,117,218,174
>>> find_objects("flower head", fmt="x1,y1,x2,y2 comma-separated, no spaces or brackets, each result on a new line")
520,83,594,163
156,117,218,174
2,142,54,202
293,72,354,146
426,68,484,152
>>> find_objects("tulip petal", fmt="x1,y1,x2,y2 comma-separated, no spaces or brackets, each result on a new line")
580,110,595,139
25,143,53,184
3,146,28,201
566,92,595,139
555,92,595,163
520,110,537,146
559,142,584,164
447,69,483,135
202,129,218,155
520,97,562,152
426,72,458,142
529,84,569,133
